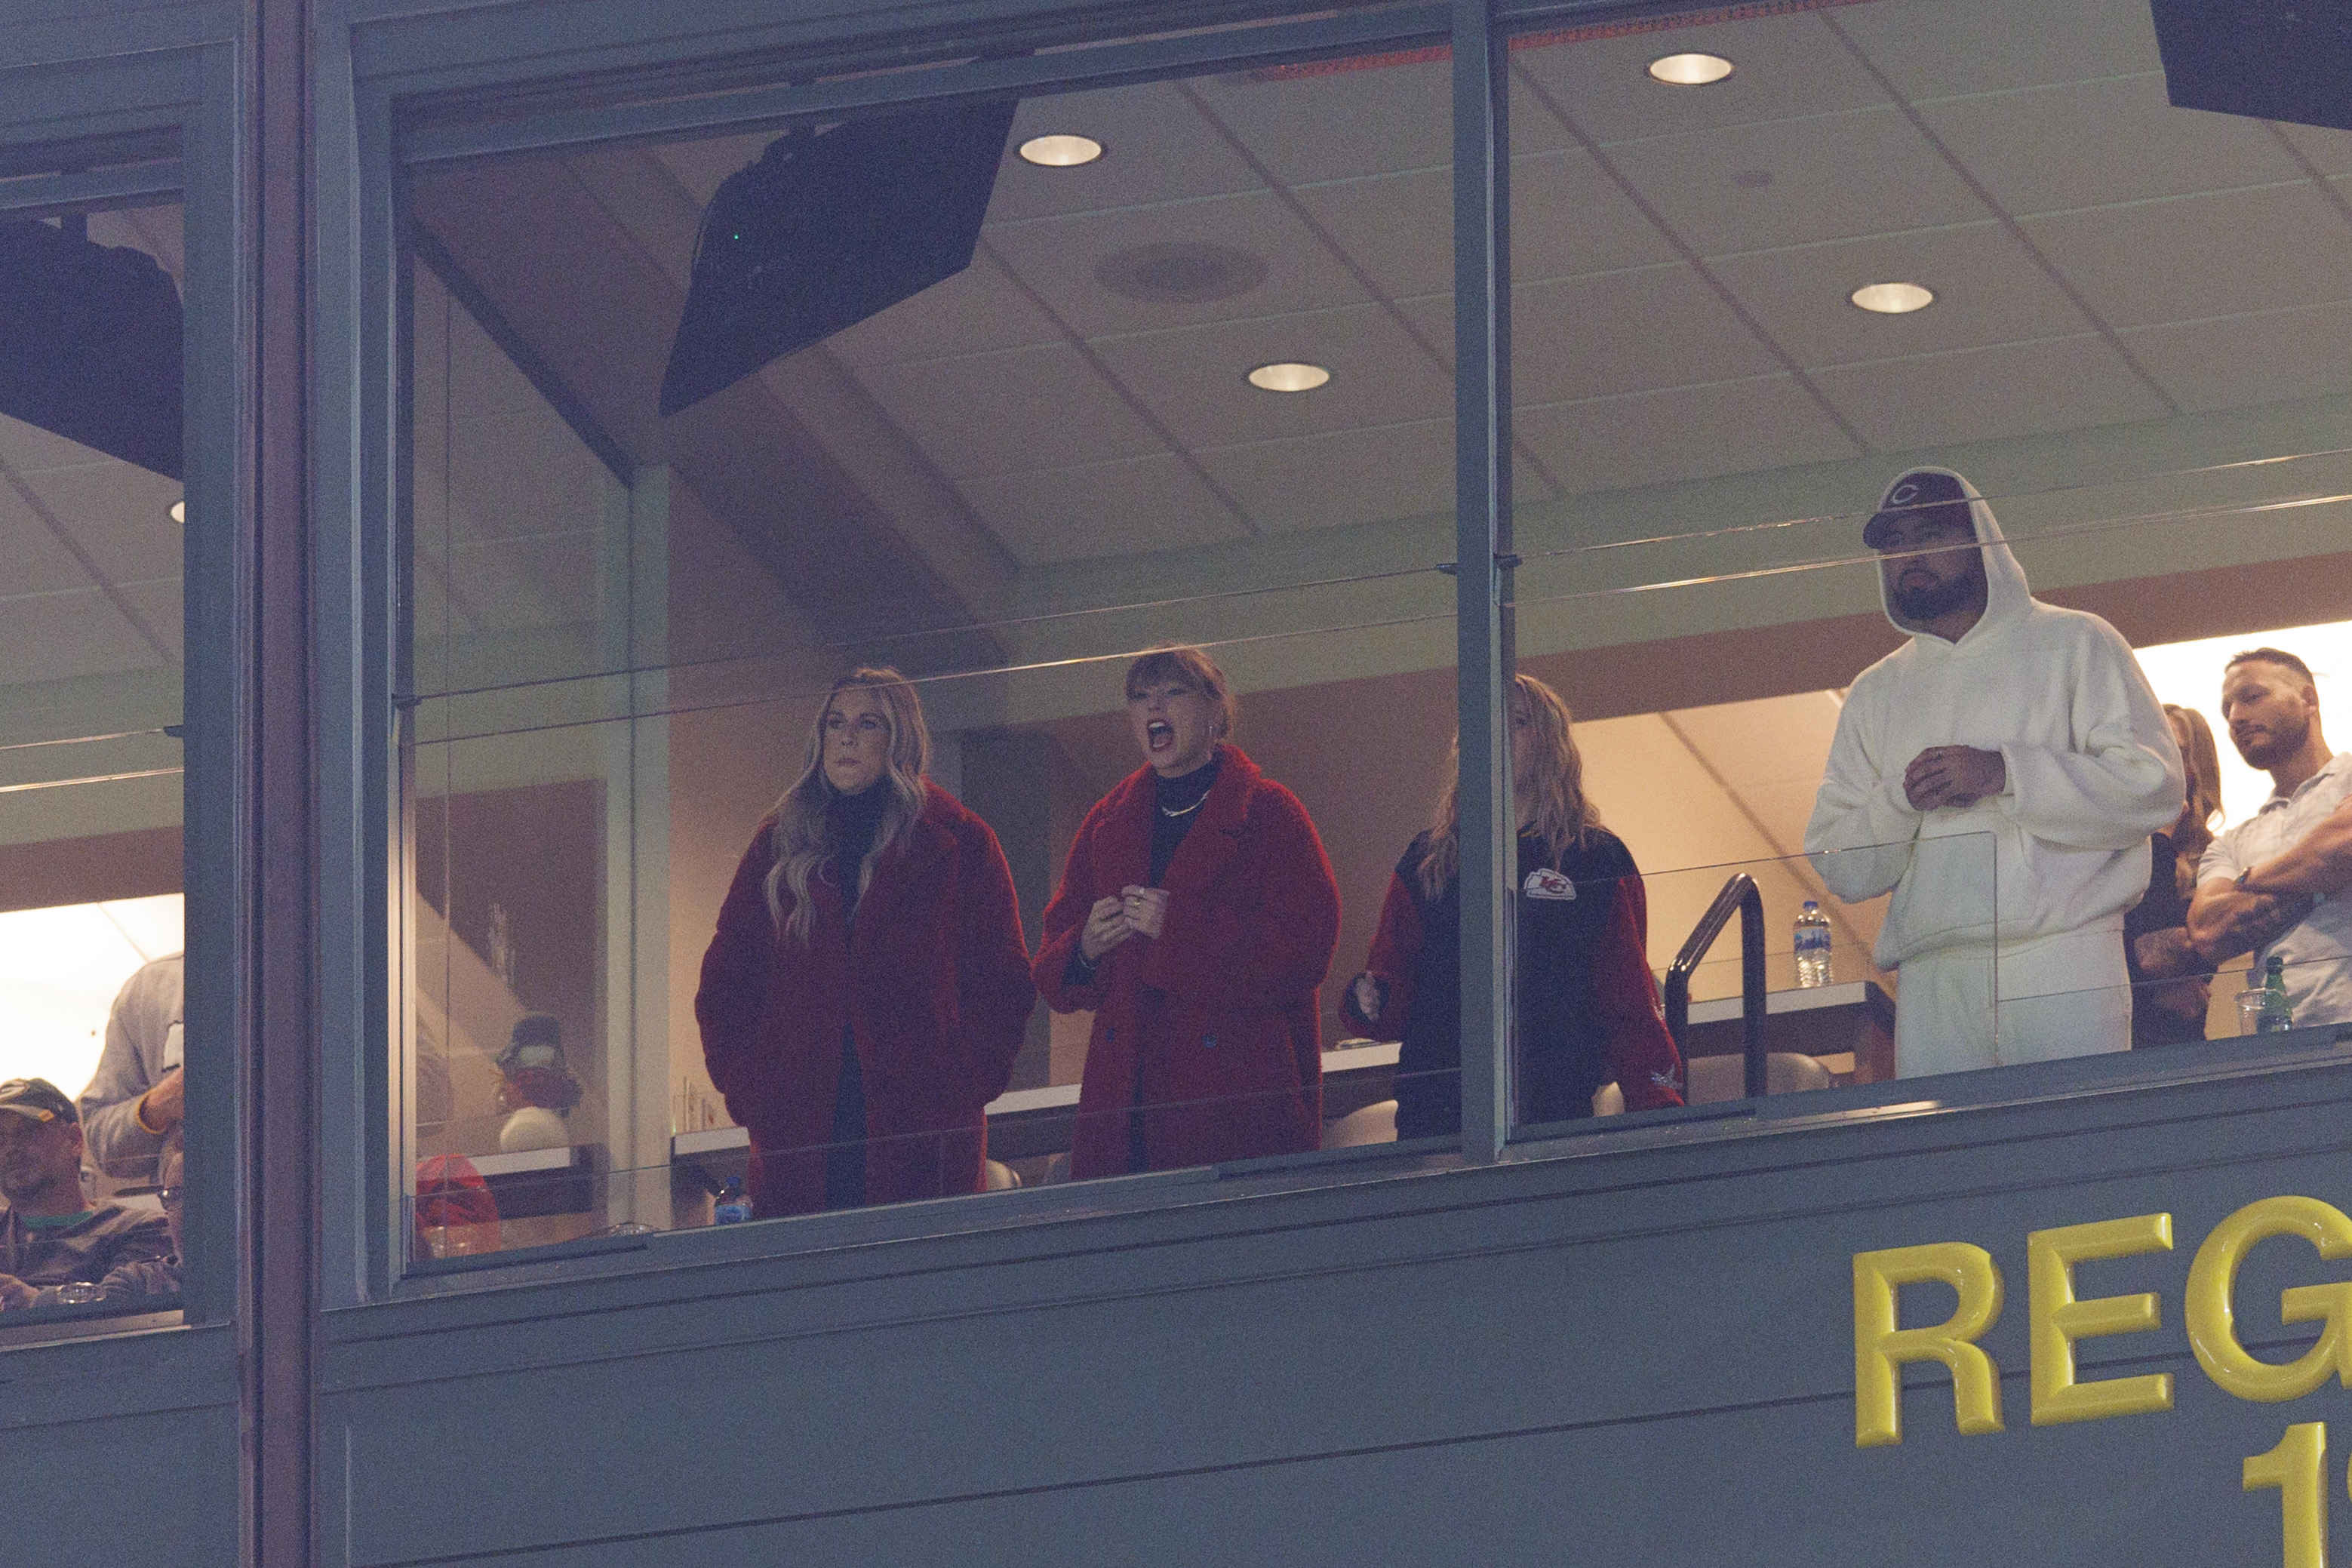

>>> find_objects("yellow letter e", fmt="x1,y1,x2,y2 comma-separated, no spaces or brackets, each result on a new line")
2028,1213,2175,1426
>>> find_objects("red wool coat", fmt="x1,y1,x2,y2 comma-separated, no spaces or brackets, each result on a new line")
695,782,1036,1217
1035,744,1340,1179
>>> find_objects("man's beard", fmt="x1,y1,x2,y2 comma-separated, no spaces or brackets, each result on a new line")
2237,712,2310,770
1889,572,1979,623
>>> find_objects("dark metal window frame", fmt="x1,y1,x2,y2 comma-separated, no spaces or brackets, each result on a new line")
0,38,251,1337
332,0,1517,1305
323,0,2312,1307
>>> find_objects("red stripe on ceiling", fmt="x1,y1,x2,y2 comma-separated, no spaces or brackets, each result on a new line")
1247,0,1878,79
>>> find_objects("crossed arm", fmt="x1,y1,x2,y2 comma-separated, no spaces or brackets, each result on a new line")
2185,797,2352,964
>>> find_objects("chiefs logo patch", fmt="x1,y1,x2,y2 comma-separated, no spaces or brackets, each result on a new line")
1523,868,1577,900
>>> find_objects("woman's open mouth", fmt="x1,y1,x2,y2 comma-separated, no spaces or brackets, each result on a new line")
1146,720,1173,752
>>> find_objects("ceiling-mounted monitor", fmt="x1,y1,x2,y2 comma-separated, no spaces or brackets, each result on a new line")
2151,0,2352,133
658,98,1018,419
0,218,182,478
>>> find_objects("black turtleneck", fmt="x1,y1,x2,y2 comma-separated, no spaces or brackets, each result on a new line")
1149,753,1221,884
825,782,891,921
822,781,893,1211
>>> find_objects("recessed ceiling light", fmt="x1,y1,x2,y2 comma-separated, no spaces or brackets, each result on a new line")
1247,361,1331,392
168,500,185,525
1648,52,1734,86
1018,134,1104,168
1849,281,1936,315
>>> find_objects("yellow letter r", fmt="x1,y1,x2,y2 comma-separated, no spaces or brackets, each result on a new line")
1854,1241,2006,1448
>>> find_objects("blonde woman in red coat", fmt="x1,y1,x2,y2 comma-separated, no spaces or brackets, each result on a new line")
696,669,1036,1218
1035,647,1341,1178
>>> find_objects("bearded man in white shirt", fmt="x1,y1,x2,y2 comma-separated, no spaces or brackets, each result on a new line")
2188,648,2352,1028
1805,468,2184,1078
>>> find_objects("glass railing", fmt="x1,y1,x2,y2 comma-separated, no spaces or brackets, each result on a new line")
407,1062,1465,1261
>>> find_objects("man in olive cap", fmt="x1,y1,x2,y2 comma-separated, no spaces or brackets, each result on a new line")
0,1077,171,1308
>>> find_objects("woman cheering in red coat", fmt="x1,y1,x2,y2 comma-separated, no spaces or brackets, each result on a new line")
1035,647,1341,1179
696,669,1036,1218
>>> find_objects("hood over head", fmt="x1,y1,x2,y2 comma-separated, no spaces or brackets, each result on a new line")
1864,466,2030,645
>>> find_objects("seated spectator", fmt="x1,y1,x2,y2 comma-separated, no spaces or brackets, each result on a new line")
2188,648,2352,1025
17,1131,185,1308
0,1078,171,1308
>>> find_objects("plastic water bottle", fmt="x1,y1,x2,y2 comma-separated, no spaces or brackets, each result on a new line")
1794,900,1833,988
713,1176,752,1225
2258,954,2294,1034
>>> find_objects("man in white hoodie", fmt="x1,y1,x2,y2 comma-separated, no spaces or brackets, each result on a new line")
1805,468,2184,1078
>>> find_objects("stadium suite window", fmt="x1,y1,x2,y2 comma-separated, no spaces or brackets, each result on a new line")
390,31,1484,1267
0,191,192,1332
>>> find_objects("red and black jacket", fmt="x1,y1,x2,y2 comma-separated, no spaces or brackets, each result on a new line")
1346,826,1683,1137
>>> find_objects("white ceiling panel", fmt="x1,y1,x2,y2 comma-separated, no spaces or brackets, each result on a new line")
116,579,184,663
1810,334,2169,452
982,191,1370,339
438,412,613,546
1708,221,2095,368
1578,712,1777,879
1194,418,1455,534
17,463,180,585
446,534,598,631
0,591,160,683
1515,374,1858,494
988,81,1265,223
1669,690,1843,790
1290,166,1452,300
2120,301,2352,414
1739,776,1844,860
1185,59,1457,185
1512,265,1783,405
1607,106,1993,257
825,251,1062,369
2023,183,2352,331
1391,292,1454,370
1917,75,2304,218
1509,149,1683,286
0,414,114,478
956,452,1248,564
1509,14,1887,148
853,343,1168,479
2274,121,2352,179
1087,303,1451,450
0,482,109,597
1836,0,2163,100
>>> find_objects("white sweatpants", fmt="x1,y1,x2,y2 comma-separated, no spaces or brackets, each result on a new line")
1892,918,2132,1079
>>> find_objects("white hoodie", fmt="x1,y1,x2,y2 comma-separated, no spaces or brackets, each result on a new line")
1804,468,2184,968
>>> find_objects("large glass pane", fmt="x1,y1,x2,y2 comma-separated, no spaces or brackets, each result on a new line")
0,192,189,1329
1499,0,2352,1139
397,43,1462,1260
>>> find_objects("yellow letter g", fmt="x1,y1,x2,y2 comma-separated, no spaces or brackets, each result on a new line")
2186,1196,2352,1404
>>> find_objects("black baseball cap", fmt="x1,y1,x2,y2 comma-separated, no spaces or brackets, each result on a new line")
0,1078,78,1124
1863,469,1974,550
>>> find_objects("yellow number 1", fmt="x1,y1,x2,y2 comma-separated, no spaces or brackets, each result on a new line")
2246,1421,2328,1568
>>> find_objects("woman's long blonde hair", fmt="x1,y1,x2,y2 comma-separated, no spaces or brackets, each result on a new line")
765,669,931,942
2166,703,2223,899
1419,673,1600,899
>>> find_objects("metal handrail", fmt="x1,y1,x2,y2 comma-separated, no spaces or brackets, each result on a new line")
1662,872,1767,1101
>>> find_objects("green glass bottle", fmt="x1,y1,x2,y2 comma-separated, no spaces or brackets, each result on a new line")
2258,954,2294,1034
